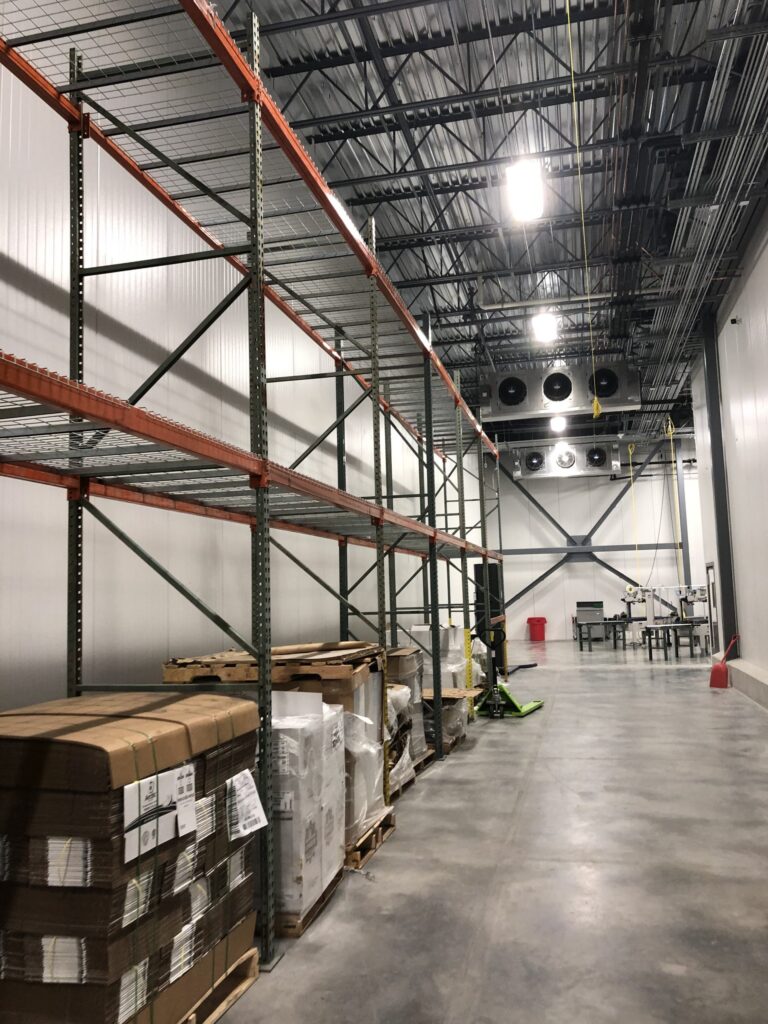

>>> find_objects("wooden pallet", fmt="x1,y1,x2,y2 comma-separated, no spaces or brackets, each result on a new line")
422,687,484,701
179,947,258,1024
164,642,382,685
412,748,435,773
345,807,396,869
163,651,259,685
428,732,466,757
389,771,416,802
275,867,345,938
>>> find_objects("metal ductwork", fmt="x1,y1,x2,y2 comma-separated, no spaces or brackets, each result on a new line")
479,361,641,423
508,442,621,479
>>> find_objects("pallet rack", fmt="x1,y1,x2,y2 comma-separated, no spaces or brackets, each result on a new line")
0,3,503,965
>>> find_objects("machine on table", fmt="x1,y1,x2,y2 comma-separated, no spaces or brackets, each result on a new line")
624,584,711,659
572,601,629,652
576,619,628,652
572,601,604,641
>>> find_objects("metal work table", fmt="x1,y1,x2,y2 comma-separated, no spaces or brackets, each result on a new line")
576,620,628,652
643,621,705,660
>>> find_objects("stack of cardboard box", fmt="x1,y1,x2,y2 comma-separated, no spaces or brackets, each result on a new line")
163,643,388,852
401,625,469,690
272,693,346,921
286,647,385,848
0,693,264,1023
386,647,428,765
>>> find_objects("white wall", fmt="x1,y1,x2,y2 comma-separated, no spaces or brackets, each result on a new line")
700,208,768,684
0,67,448,708
493,448,706,641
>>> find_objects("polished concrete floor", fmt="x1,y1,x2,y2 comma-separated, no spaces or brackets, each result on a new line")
231,640,768,1023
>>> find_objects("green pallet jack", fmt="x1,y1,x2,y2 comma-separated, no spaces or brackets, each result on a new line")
474,627,543,719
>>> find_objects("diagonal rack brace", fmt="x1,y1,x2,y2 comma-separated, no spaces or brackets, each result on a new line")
81,497,264,667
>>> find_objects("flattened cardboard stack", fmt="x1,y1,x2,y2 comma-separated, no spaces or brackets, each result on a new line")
0,693,265,1024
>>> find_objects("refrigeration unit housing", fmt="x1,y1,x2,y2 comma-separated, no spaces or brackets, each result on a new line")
479,361,641,423
507,442,622,479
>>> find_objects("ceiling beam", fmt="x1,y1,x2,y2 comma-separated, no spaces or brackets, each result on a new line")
295,61,710,137
262,2,623,77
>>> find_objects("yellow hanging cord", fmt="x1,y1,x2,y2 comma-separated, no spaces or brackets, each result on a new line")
565,0,600,420
666,416,685,592
628,443,640,583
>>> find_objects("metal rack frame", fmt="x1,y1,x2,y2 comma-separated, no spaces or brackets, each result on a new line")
0,4,504,966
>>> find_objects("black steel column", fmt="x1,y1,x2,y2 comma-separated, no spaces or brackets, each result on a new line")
674,438,692,586
702,313,738,651
335,331,349,640
477,437,493,677
493,455,507,670
247,16,275,965
67,48,85,699
423,315,443,759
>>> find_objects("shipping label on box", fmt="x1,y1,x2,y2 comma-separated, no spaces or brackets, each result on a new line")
173,764,197,837
123,763,198,863
226,769,268,840
123,763,197,830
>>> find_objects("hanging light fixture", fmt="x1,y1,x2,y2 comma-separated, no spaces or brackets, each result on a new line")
550,415,567,433
505,160,544,221
531,311,559,343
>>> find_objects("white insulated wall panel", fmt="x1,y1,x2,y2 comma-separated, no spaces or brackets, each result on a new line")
0,68,432,706
496,454,706,642
712,220,768,671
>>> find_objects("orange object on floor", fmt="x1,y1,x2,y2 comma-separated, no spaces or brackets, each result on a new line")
710,635,739,688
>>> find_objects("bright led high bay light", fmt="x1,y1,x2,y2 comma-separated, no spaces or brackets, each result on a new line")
505,160,544,221
531,312,558,343
550,416,567,433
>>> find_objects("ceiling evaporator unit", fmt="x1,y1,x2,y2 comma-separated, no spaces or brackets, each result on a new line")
479,361,641,423
508,442,622,480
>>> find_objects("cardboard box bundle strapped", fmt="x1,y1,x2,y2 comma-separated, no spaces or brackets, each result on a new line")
164,643,387,854
0,693,266,1024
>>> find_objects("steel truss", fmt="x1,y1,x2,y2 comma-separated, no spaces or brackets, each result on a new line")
496,444,687,613
0,2,504,969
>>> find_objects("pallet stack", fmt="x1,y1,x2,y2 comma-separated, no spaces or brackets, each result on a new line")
0,693,263,1023
386,647,431,797
164,642,393,924
272,694,346,936
403,625,470,690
